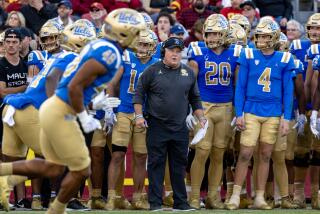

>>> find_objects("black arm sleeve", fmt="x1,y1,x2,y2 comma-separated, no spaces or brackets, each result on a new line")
188,72,202,111
133,66,153,105
283,0,293,20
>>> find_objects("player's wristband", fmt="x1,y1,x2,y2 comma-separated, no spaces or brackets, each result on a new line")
134,114,144,121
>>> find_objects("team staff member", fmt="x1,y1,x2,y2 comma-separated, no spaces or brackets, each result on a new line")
133,37,206,211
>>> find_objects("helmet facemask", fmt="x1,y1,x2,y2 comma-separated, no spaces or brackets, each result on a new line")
40,34,60,52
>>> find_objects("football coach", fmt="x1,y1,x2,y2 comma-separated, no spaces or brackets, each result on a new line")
133,37,206,211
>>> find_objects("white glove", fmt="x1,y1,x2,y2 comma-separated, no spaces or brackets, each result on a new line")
2,105,15,127
293,114,307,136
92,91,121,110
310,110,319,138
103,108,117,134
77,110,102,133
186,112,197,130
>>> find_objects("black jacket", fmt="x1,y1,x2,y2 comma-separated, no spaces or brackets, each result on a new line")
20,3,57,35
253,0,293,20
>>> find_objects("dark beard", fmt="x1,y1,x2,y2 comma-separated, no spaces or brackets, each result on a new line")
194,2,204,10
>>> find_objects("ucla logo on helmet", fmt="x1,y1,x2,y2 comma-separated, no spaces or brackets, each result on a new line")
270,22,279,31
73,26,93,37
219,20,228,28
118,12,140,25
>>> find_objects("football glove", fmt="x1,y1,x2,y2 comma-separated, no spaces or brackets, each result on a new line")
186,112,197,130
77,110,101,133
92,91,121,110
310,110,319,138
293,114,307,136
103,108,117,134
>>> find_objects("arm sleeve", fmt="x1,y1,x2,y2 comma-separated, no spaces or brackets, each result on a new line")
235,52,248,117
132,66,153,105
188,71,202,111
283,0,293,20
283,57,295,120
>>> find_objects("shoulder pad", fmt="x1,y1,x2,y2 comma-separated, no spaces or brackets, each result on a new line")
233,45,242,57
122,50,131,63
190,42,202,56
292,39,302,50
281,52,292,63
244,48,254,59
311,44,320,55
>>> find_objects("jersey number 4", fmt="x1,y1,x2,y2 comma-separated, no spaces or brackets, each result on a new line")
205,61,231,86
258,67,271,92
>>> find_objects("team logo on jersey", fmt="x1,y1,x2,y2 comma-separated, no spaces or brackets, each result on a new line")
181,69,188,76
132,63,136,68
255,60,259,65
158,70,163,74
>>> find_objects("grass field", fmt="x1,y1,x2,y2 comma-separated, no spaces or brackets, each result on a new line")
2,209,320,213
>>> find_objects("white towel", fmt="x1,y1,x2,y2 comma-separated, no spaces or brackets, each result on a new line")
3,105,15,127
190,120,209,145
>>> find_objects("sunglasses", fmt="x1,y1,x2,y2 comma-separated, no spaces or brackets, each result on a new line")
90,8,100,12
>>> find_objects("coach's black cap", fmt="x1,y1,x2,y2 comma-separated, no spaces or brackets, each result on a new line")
4,28,21,40
162,37,184,50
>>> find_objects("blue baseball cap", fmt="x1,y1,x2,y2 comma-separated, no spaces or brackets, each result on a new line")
170,25,184,35
58,0,72,9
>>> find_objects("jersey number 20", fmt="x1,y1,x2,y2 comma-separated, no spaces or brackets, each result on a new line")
205,61,231,86
258,67,271,92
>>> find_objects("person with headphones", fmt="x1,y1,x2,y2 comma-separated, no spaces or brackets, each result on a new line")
133,37,206,211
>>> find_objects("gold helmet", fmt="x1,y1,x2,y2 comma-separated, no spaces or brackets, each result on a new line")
141,12,154,30
103,8,146,50
254,18,280,50
278,32,290,52
259,16,275,23
229,14,251,37
39,20,63,52
203,14,229,48
227,23,247,46
306,13,320,42
60,19,97,53
135,29,158,58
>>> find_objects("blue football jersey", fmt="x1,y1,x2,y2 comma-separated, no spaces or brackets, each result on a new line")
189,44,242,103
27,50,52,71
187,41,206,58
307,44,320,61
235,48,295,120
118,50,159,113
312,54,320,71
5,51,77,110
56,38,122,106
153,42,162,59
289,39,311,79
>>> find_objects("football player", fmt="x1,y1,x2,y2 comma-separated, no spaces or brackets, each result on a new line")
106,29,158,210
187,14,241,209
226,18,295,210
291,13,320,209
27,20,64,82
0,9,145,214
263,32,304,209
229,14,254,47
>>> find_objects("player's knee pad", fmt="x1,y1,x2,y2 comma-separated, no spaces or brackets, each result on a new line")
310,150,320,166
112,144,127,153
294,152,310,167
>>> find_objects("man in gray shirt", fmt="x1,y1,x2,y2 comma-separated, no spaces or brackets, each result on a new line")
133,37,206,211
